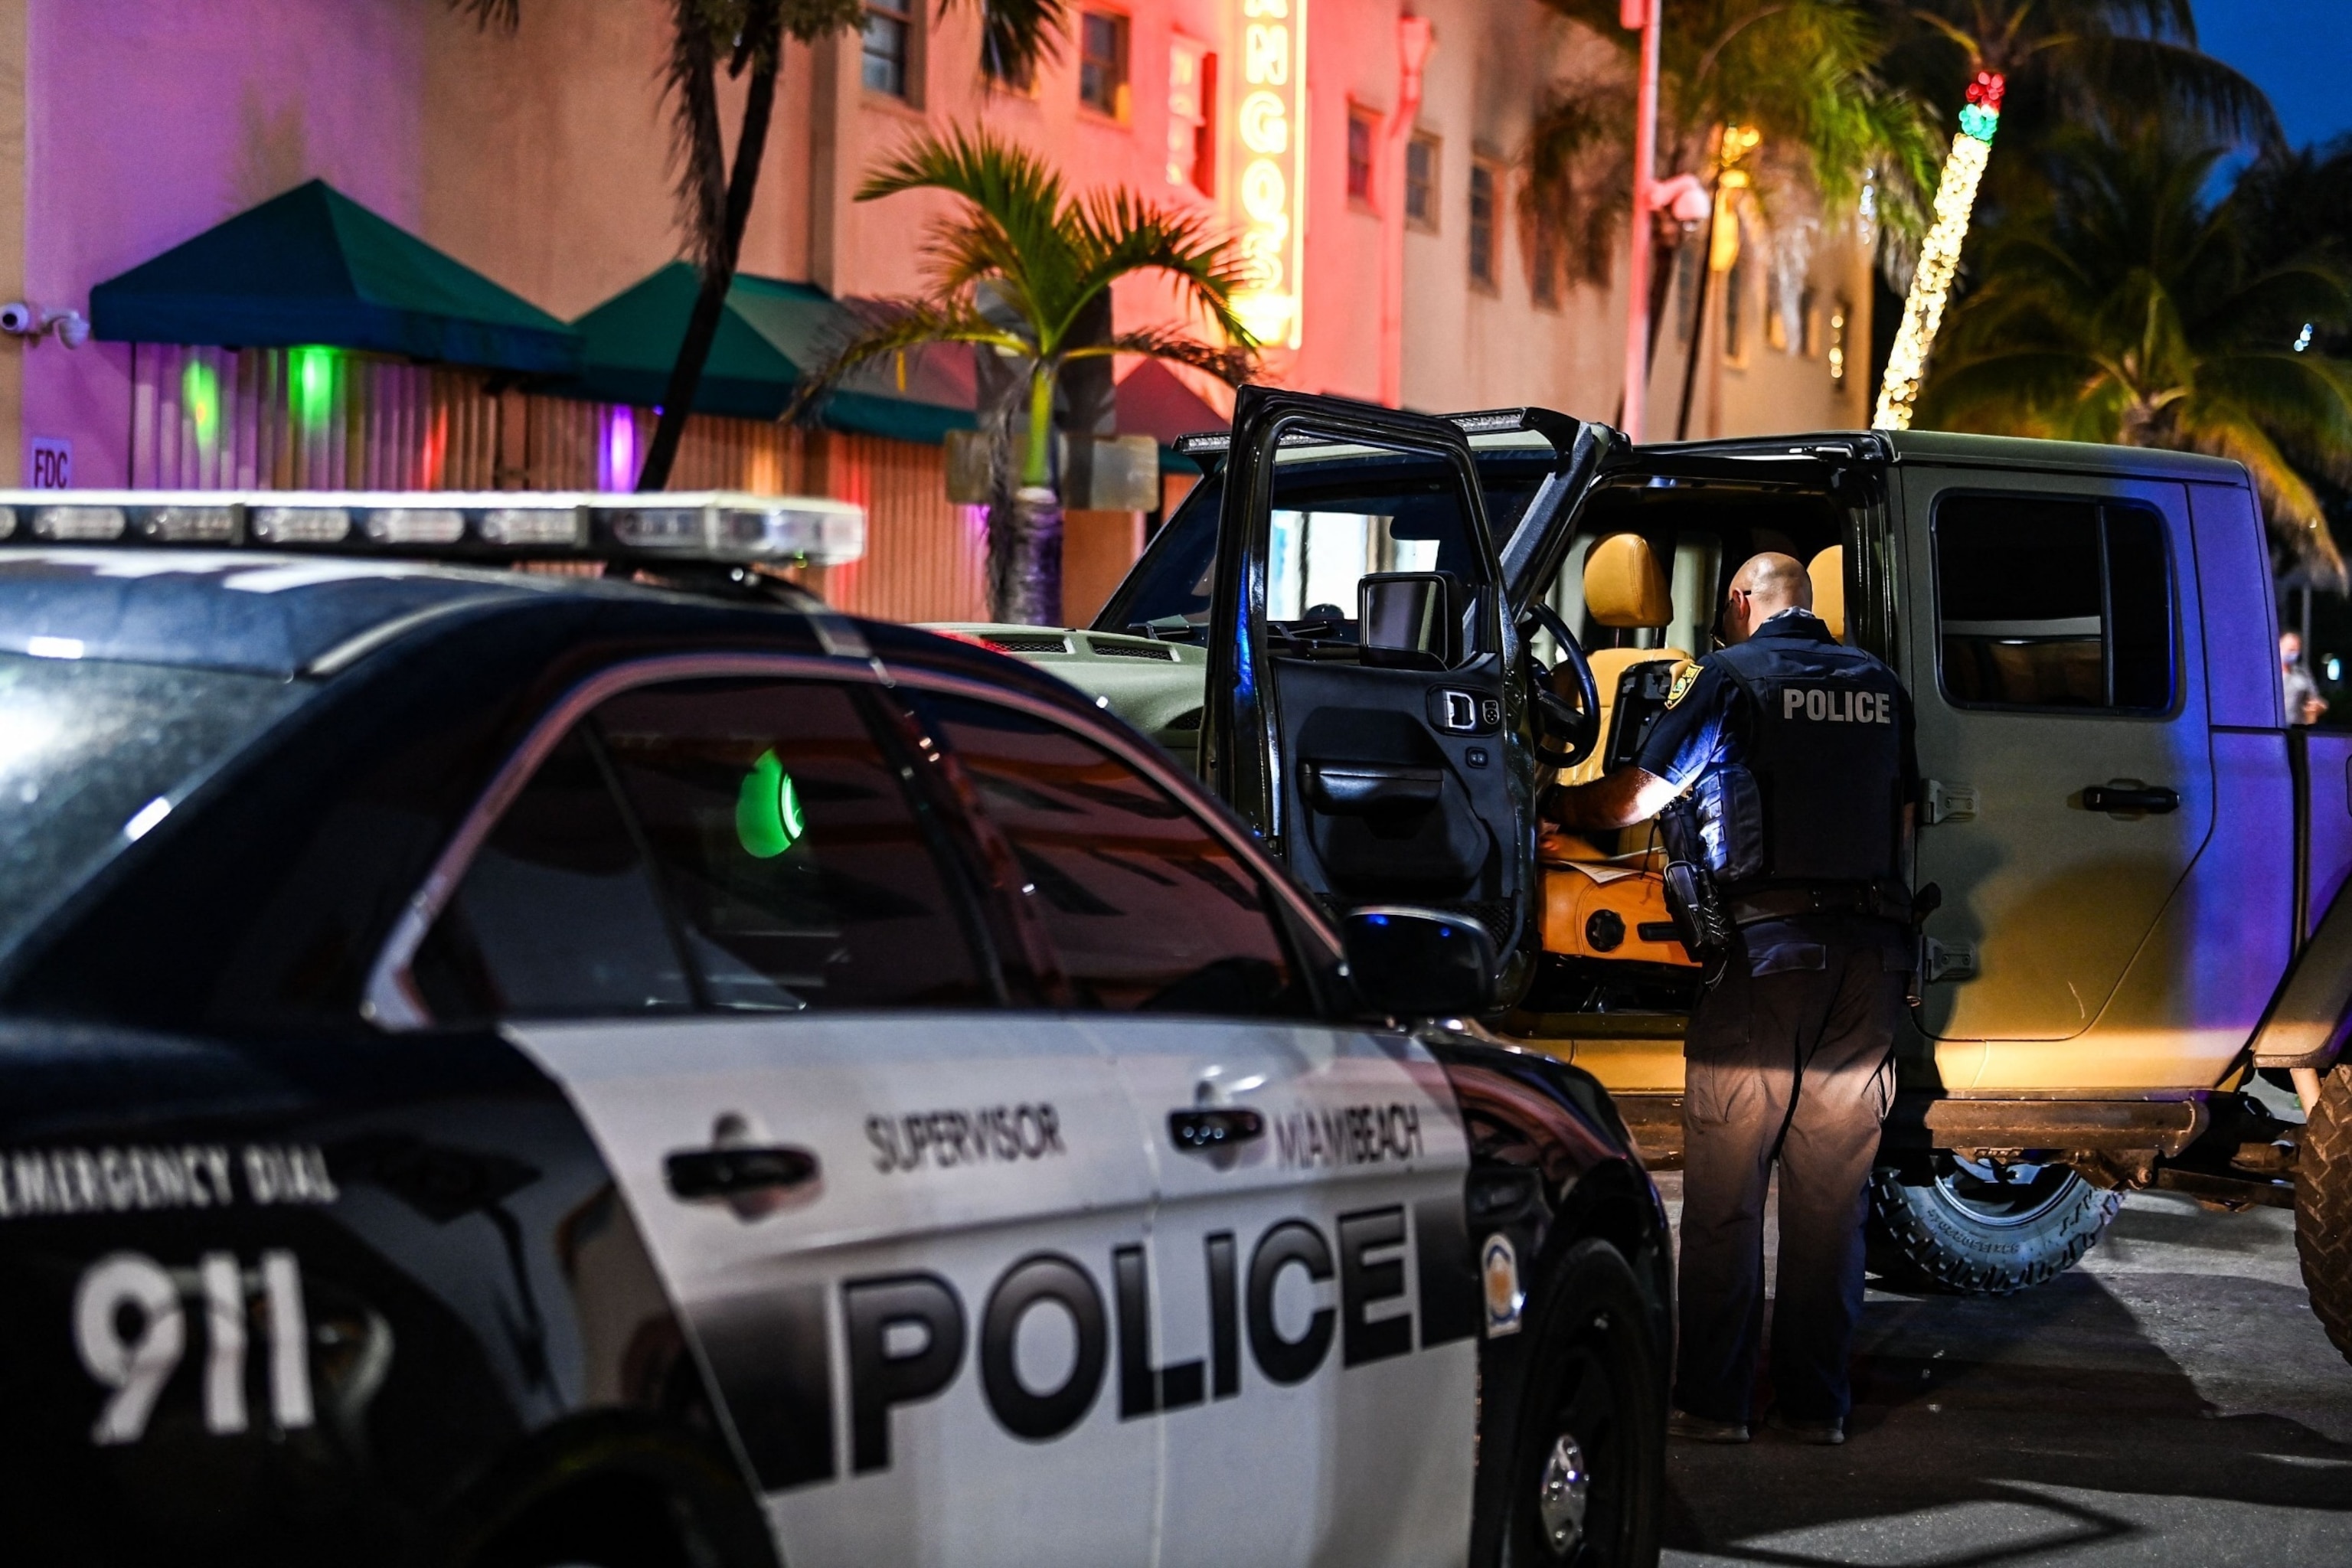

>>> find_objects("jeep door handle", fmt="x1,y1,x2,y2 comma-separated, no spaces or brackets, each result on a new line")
1168,1109,1265,1152
665,1145,820,1200
2082,785,2180,815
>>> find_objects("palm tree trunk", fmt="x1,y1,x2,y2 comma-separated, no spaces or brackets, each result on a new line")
987,487,1064,626
985,363,1064,624
637,2,784,491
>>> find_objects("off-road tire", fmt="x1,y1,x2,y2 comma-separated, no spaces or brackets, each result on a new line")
2295,1063,2352,1363
1866,1161,2121,1295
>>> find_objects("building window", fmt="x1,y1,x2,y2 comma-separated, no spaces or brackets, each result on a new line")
1168,41,1216,195
1468,161,1500,289
1080,11,1129,119
1347,106,1379,205
862,0,914,98
1405,134,1439,230
1798,286,1820,357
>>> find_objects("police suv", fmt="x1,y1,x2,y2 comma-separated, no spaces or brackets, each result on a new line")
0,492,1669,1567
965,386,2352,1355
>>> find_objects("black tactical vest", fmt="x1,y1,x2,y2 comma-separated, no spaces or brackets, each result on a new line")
1692,619,1909,891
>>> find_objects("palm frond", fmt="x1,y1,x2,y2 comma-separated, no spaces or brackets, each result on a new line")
1065,326,1256,386
2053,35,2279,145
942,0,1068,89
1063,188,1258,349
784,298,1030,423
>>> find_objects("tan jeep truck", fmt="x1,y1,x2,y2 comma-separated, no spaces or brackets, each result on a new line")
949,387,2352,1354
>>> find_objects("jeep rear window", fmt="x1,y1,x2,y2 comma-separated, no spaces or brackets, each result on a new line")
1934,495,2175,713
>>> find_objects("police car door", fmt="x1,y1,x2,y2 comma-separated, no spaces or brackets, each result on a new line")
906,683,1479,1567
372,664,1158,1566
1204,387,1531,966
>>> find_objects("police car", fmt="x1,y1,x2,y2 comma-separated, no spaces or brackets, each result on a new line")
0,490,1669,1567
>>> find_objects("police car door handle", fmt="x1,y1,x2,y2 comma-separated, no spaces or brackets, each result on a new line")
665,1145,820,1201
1168,1108,1266,1152
2082,784,2180,815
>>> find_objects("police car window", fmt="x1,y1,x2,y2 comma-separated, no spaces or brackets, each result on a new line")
596,680,991,1010
1935,496,2174,712
410,727,694,1022
916,694,1306,1017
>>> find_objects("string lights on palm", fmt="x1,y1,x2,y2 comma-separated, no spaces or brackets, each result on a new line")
1873,73,2004,431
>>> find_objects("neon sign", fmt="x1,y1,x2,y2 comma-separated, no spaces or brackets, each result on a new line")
1233,0,1305,348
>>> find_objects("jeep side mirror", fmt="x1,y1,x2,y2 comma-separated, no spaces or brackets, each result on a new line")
1341,906,1496,1018
1360,571,1459,669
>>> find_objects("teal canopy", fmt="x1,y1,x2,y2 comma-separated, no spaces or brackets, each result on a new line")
90,181,578,374
566,263,976,444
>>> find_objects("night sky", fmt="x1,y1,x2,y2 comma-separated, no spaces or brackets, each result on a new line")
2194,0,2352,151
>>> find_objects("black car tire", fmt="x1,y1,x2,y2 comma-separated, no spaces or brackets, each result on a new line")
2295,1063,2352,1364
1866,1158,2121,1295
1500,1240,1664,1568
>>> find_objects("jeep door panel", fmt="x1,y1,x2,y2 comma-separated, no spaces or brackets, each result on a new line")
1204,389,1531,970
1902,468,2220,1079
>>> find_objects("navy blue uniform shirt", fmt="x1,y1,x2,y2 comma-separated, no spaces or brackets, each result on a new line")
1635,607,1919,802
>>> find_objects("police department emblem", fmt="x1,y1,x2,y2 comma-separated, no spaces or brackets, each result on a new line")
1482,1233,1524,1337
1664,661,1702,710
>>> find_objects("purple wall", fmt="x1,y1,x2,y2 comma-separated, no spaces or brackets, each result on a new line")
23,0,425,485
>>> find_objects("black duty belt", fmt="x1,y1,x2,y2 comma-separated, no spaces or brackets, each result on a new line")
1726,884,1906,926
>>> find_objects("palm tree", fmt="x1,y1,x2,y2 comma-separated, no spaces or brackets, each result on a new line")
1524,2,1941,369
1880,2,2273,138
452,0,1072,492
1869,1,2278,427
789,127,1257,626
1918,131,2352,580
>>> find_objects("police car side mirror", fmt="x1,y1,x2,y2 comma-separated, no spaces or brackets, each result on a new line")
1341,906,1496,1019
1360,572,1459,670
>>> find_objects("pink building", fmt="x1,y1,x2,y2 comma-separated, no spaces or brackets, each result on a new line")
0,0,1871,619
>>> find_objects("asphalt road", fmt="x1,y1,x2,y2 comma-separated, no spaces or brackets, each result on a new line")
1653,1171,2352,1566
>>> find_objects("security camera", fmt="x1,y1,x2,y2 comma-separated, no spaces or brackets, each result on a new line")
41,309,89,349
0,302,35,336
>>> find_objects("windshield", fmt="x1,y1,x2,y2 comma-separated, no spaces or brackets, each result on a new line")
1097,449,1557,638
0,655,312,959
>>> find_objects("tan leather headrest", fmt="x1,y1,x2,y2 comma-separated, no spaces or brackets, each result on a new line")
1583,533,1672,629
1808,546,1845,642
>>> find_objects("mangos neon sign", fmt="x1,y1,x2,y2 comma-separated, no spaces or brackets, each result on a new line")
1233,0,1305,349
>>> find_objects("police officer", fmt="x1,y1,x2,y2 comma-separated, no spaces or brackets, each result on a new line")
1547,550,1916,1446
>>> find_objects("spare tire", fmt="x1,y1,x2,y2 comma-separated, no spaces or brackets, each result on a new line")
1866,1157,2122,1295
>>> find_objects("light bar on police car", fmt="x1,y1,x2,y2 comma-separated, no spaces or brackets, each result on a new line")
0,489,867,567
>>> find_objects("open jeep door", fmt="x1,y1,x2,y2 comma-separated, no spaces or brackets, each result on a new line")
1202,386,1538,989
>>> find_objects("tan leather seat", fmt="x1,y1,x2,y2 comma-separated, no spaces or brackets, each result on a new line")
1808,545,1844,642
1539,533,1698,968
1556,534,1689,787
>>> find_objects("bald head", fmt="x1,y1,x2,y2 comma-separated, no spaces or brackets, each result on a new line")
1721,552,1811,645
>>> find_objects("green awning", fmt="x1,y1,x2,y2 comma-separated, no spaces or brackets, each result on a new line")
90,181,578,374
566,263,975,443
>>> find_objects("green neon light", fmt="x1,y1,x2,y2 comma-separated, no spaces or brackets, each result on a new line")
290,345,337,431
735,750,805,859
181,358,220,448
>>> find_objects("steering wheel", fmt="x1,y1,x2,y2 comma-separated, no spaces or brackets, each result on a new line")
1522,602,1601,770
